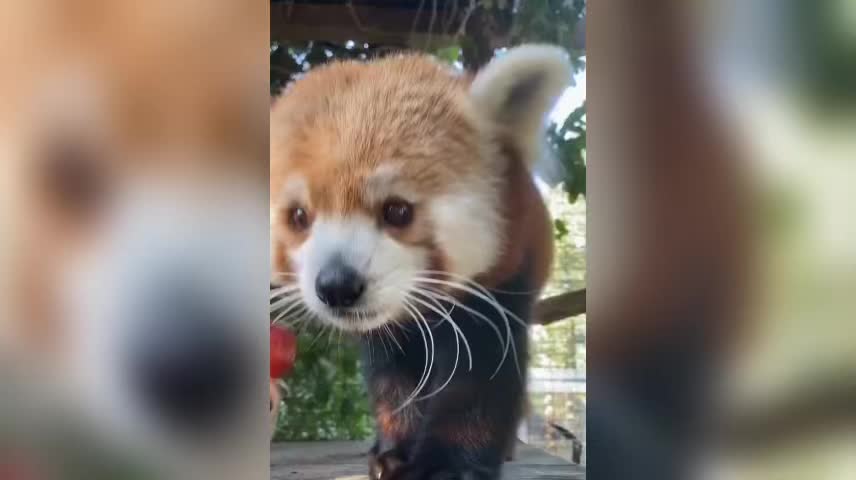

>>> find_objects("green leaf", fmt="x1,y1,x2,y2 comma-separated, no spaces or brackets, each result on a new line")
435,46,462,65
554,219,570,240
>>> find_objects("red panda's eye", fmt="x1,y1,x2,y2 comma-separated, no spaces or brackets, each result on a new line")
382,198,414,228
287,206,310,231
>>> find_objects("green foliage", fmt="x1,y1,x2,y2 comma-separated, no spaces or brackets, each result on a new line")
550,102,587,203
434,45,463,64
554,218,569,241
536,194,586,370
792,0,856,111
273,328,373,441
511,0,586,72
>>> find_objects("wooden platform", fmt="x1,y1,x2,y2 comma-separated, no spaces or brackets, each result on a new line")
271,442,585,480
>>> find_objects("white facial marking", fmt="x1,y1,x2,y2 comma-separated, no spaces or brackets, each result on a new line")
291,216,427,332
279,176,309,205
430,183,503,280
364,164,421,206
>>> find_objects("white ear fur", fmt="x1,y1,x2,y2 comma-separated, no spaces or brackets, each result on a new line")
470,45,572,170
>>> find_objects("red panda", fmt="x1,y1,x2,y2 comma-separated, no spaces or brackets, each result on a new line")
270,45,570,479
1,2,269,478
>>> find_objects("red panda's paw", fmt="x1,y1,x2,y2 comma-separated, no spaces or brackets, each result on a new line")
368,444,407,480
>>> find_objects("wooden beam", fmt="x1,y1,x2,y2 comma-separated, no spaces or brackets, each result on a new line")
535,289,587,325
720,375,856,454
271,2,463,48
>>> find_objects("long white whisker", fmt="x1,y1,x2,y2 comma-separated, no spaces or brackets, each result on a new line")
415,284,516,380
270,294,303,314
384,323,405,355
407,304,435,400
420,313,436,403
271,298,300,320
271,298,307,324
269,283,300,299
408,291,472,372
373,311,391,359
417,273,520,317
416,269,540,295
393,302,426,408
273,303,309,327
414,277,529,330
270,290,302,310
393,301,434,415
415,276,527,378
412,286,456,320
406,293,471,403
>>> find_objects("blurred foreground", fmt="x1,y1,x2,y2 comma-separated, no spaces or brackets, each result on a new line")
588,1,856,479
0,2,269,479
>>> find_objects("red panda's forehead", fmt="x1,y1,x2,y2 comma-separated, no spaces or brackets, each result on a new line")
271,56,485,215
275,151,461,216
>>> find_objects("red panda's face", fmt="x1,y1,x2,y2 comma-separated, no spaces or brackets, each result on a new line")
271,58,504,332
271,49,571,332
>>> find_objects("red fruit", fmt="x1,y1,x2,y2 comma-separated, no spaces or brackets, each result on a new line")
270,325,297,379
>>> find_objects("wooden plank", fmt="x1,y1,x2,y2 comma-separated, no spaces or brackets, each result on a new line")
271,2,462,48
535,289,587,325
271,441,585,480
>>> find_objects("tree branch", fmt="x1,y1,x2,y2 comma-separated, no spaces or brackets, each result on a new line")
534,289,586,325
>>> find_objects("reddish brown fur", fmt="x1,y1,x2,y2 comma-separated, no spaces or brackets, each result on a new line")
375,403,412,442
478,138,554,290
270,54,552,293
434,415,495,451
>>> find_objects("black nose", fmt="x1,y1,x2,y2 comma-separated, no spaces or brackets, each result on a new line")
128,302,249,429
315,261,365,308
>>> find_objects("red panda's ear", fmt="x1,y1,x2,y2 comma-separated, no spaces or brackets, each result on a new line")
470,45,572,170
